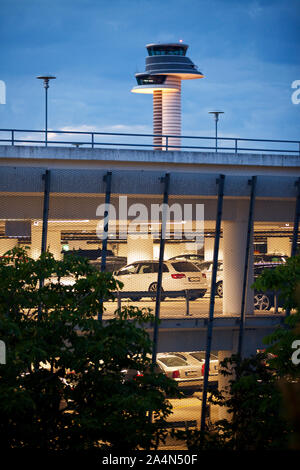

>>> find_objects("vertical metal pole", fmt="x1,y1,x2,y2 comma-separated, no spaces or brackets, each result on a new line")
200,174,225,433
152,173,170,364
215,118,218,153
100,172,112,273
41,170,51,253
291,177,300,257
237,176,257,358
235,139,238,154
38,170,51,322
12,130,14,146
45,85,48,147
286,177,300,317
98,171,112,321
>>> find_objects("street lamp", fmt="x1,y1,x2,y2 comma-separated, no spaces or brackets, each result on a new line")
36,75,56,147
209,111,224,153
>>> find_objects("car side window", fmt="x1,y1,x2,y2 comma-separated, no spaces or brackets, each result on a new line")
118,264,138,275
153,263,169,273
137,263,153,274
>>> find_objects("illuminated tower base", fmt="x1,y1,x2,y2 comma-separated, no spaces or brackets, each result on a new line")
132,43,203,150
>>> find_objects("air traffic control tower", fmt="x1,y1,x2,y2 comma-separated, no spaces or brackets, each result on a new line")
131,43,203,150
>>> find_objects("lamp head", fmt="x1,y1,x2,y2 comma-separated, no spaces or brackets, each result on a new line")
37,75,56,88
209,111,224,122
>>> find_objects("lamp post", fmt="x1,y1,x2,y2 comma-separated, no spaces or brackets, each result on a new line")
36,75,56,147
209,111,224,153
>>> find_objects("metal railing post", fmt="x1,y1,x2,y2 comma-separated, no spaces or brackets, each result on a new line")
166,136,169,151
200,174,225,434
11,130,14,146
91,133,94,148
98,171,112,322
152,173,170,365
237,176,257,358
235,139,238,154
185,289,190,316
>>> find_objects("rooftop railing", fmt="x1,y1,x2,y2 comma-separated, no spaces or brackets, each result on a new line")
0,128,299,155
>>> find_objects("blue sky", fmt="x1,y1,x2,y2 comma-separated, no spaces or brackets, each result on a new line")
0,0,299,144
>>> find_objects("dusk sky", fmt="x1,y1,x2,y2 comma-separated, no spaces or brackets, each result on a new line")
1,0,299,144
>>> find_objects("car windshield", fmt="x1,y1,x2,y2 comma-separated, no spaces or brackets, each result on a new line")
190,352,206,361
190,351,218,361
199,262,212,271
171,261,200,272
158,356,187,367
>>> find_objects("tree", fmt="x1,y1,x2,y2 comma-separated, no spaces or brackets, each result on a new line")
173,353,291,451
173,257,300,451
0,247,179,451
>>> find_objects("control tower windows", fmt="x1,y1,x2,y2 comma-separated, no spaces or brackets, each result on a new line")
136,75,166,86
147,46,186,56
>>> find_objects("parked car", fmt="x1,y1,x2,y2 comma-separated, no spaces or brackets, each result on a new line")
254,253,288,264
170,351,219,383
89,256,127,273
168,253,204,262
193,260,223,297
114,260,208,301
253,262,285,311
62,248,127,273
156,353,205,395
122,353,205,396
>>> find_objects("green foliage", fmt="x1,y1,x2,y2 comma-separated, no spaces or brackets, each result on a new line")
253,255,300,378
175,257,300,450
173,353,291,451
0,248,179,450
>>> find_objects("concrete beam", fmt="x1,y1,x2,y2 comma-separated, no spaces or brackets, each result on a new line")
144,315,284,353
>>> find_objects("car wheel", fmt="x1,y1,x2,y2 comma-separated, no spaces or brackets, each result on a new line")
254,293,270,311
148,282,165,301
198,290,207,298
216,281,223,298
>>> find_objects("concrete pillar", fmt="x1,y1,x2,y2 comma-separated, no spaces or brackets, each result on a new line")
267,237,291,256
204,237,223,261
0,238,18,256
30,222,62,260
30,222,42,259
47,228,62,260
127,235,154,264
223,220,254,315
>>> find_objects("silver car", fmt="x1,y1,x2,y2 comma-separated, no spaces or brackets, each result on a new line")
156,353,204,395
170,351,219,382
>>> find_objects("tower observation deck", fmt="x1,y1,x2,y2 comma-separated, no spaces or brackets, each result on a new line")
131,43,203,150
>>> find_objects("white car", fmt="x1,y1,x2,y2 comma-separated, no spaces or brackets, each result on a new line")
193,260,223,297
114,260,208,301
